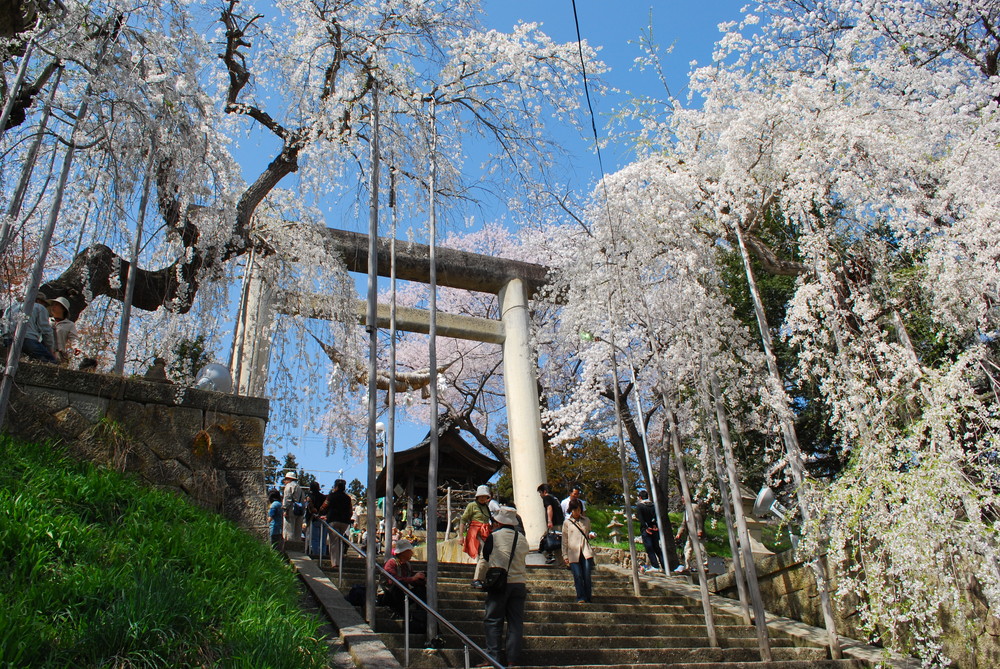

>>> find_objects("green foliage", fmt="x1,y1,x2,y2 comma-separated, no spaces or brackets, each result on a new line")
891,264,964,368
491,436,639,507
544,437,640,506
263,454,281,489
347,478,365,501
280,452,316,489
169,335,212,385
718,225,845,481
0,434,328,668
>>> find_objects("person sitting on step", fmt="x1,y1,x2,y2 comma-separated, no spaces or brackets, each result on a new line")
382,539,427,626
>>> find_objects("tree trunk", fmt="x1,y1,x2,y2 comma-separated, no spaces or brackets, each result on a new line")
656,448,680,569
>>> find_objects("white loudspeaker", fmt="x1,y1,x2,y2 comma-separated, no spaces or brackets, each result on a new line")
194,363,233,393
753,486,790,521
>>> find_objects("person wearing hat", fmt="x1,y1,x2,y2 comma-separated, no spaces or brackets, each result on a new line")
477,505,528,667
46,296,77,365
281,471,305,544
461,484,494,588
2,291,57,363
383,539,427,626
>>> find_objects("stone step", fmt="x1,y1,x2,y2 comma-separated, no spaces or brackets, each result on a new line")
436,603,748,626
333,579,679,603
379,632,804,650
436,596,737,617
511,662,862,669
427,645,833,666
373,616,770,639
378,608,741,628
327,555,849,668
438,589,700,605
332,568,651,588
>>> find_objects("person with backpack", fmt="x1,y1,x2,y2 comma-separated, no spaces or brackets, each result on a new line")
382,539,427,627
635,489,662,572
320,478,353,567
305,480,327,557
281,471,304,545
537,483,564,564
477,506,528,667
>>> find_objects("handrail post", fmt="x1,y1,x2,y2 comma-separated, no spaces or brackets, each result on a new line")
318,519,505,669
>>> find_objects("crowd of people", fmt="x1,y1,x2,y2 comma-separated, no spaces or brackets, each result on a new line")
268,474,709,667
269,471,358,566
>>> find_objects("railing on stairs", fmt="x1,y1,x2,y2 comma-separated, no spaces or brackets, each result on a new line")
314,518,504,669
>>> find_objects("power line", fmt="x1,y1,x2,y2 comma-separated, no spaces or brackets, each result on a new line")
569,0,616,233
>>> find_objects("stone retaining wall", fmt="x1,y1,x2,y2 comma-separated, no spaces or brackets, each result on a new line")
4,362,269,535
709,549,999,668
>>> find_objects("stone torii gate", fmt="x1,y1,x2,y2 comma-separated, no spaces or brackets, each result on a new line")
232,227,551,543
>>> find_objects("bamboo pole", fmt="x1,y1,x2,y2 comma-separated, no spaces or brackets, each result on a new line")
665,406,719,647
425,95,440,642
0,40,38,136
710,373,772,660
383,167,398,557
625,360,677,576
364,84,381,627
114,149,155,375
731,220,842,658
445,487,452,542
228,247,255,390
698,378,752,624
606,333,642,596
1,66,63,256
0,88,95,425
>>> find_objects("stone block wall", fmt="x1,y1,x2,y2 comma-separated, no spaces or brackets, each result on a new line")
708,549,999,668
4,362,270,536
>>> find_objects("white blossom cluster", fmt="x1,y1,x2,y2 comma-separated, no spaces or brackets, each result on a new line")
544,1,1000,663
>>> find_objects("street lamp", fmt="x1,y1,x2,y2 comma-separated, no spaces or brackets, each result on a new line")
375,422,386,471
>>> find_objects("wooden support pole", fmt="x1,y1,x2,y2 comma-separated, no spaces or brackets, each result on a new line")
700,381,752,625
710,374,772,661
666,407,719,647
732,221,842,659
606,337,642,596
364,84,381,627
425,96,440,642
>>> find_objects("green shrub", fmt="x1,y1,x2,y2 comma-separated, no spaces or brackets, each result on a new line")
0,434,327,668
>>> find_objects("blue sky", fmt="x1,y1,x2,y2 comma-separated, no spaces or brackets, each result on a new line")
275,1,749,490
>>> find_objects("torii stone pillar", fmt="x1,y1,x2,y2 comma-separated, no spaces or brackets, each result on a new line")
233,260,275,397
242,225,551,541
499,278,547,544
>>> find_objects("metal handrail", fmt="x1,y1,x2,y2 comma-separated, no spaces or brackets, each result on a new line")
317,518,504,669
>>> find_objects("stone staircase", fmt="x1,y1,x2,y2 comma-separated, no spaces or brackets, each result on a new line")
324,556,863,668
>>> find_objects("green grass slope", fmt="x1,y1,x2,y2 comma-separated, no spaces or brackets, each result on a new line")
587,505,793,558
0,435,327,669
